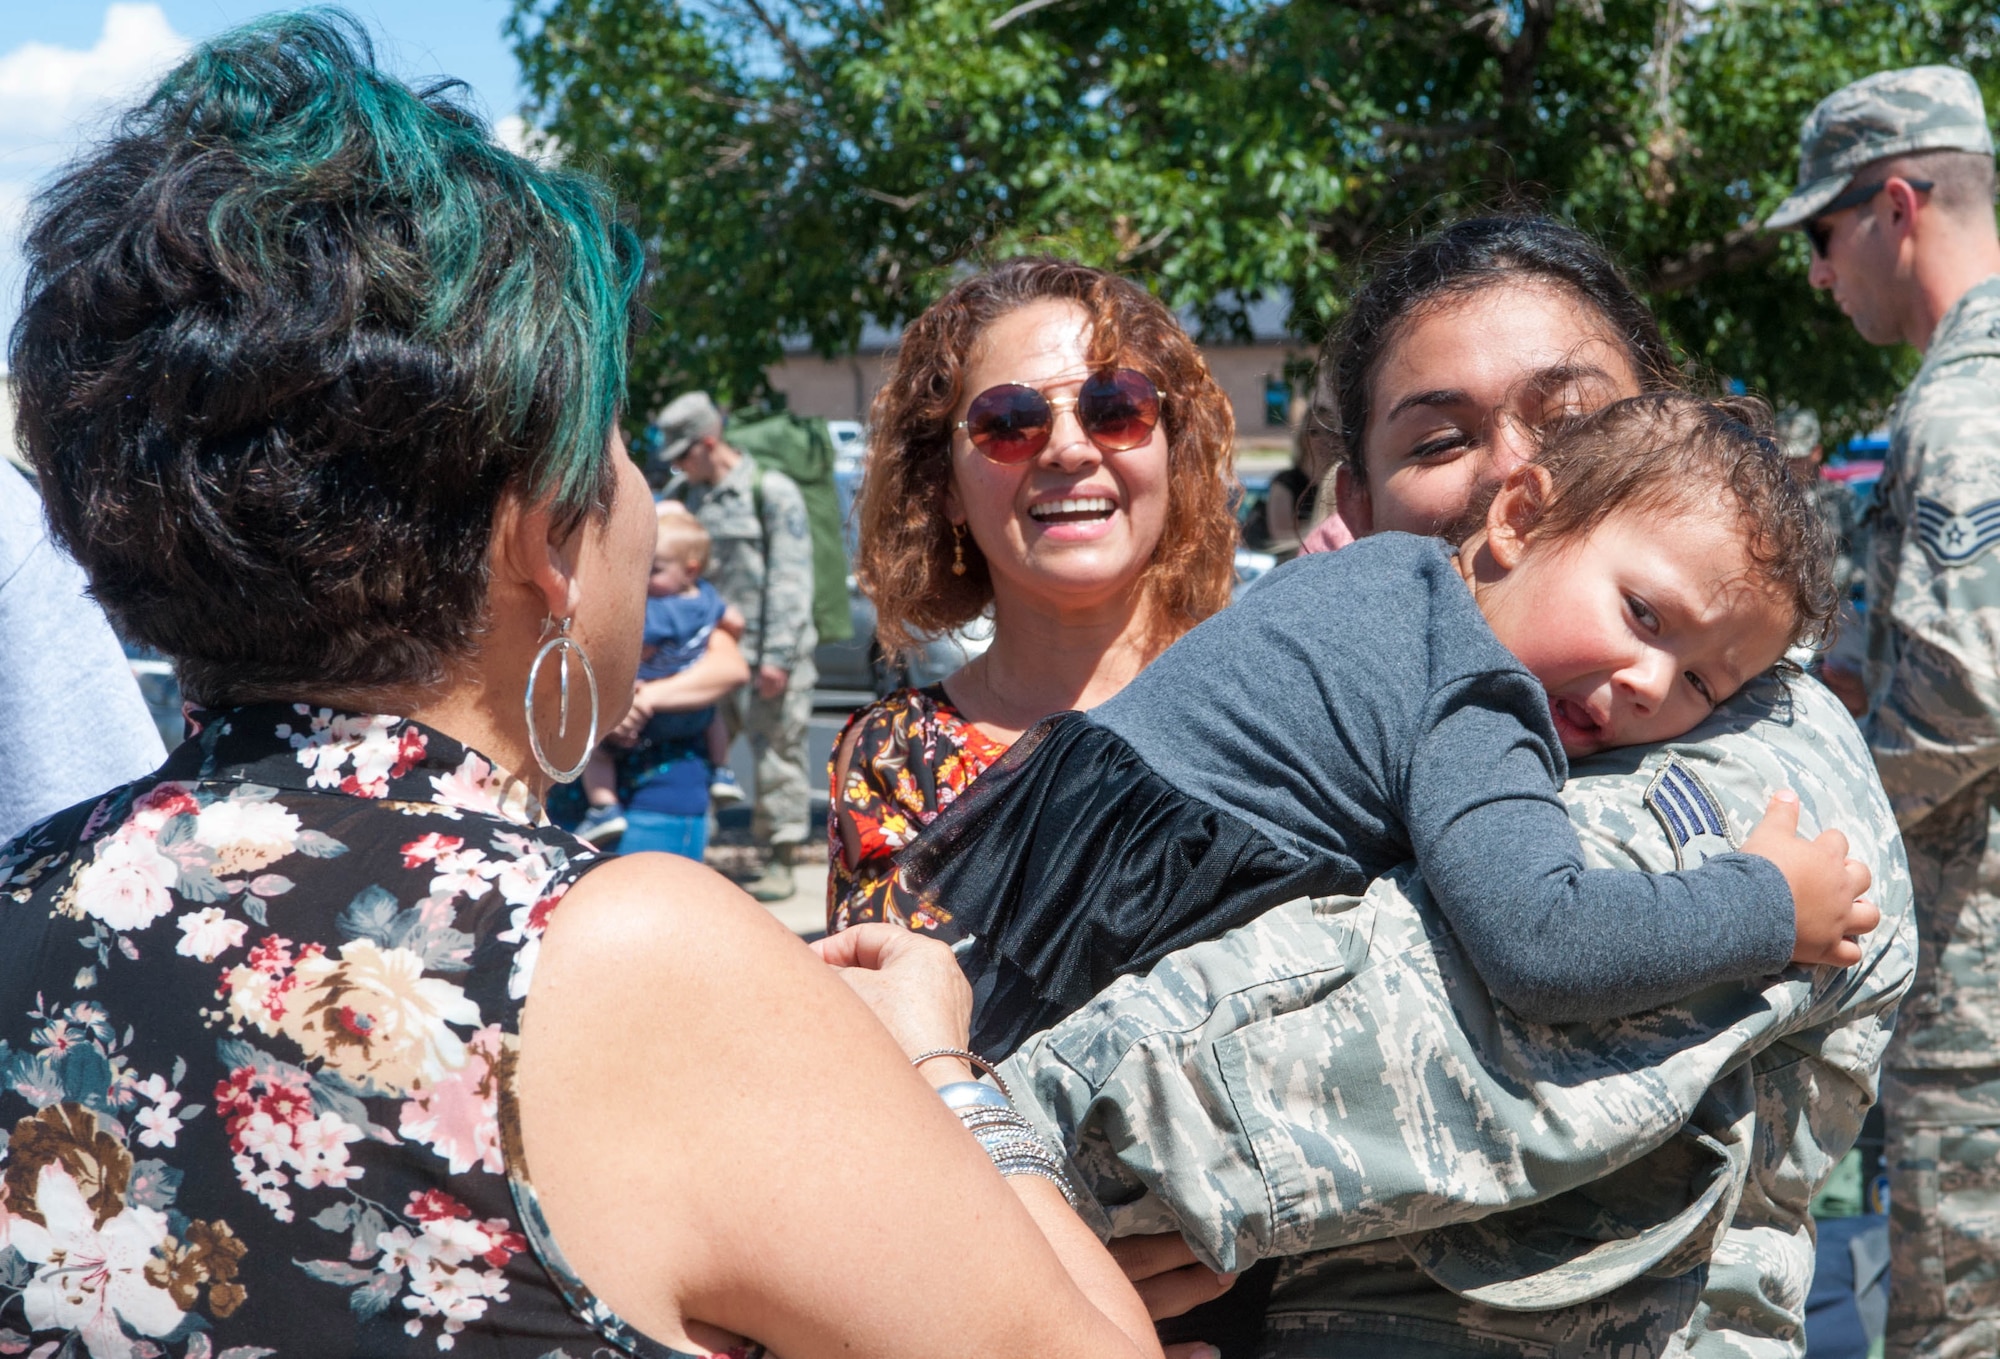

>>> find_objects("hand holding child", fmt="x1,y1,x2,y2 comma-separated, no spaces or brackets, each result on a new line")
1742,791,1878,969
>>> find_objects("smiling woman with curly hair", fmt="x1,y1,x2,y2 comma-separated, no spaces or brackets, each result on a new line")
827,256,1240,938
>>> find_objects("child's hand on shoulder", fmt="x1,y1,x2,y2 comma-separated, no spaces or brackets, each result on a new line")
1742,791,1879,969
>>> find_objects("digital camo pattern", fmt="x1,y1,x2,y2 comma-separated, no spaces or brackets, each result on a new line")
1766,65,1993,229
728,651,817,848
1861,273,2000,1070
1860,274,2000,1357
1882,1066,2000,1358
1002,672,1914,1357
673,455,817,846
671,456,816,674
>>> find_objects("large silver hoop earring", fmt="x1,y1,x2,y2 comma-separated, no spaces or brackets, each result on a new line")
524,616,600,784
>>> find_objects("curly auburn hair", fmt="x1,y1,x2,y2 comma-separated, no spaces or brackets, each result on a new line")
858,257,1238,653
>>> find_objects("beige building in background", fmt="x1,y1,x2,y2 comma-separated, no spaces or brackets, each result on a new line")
768,298,1310,454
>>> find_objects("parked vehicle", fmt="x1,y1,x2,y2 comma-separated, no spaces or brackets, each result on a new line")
813,439,994,699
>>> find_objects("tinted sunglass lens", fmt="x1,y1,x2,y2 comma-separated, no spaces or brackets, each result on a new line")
966,384,1053,463
1079,369,1161,450
1806,221,1831,257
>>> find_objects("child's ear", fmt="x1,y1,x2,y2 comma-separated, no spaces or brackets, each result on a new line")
1485,464,1553,570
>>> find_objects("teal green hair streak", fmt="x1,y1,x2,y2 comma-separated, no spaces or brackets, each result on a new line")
144,8,642,522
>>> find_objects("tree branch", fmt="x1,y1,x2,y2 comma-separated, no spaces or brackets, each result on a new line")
989,0,1067,33
735,0,832,98
1646,224,1778,294
859,186,925,211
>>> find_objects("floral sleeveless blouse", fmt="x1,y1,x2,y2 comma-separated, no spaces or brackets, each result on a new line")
825,685,1009,938
0,705,756,1359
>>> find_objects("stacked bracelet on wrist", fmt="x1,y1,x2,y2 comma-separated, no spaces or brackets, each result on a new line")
914,1048,1079,1209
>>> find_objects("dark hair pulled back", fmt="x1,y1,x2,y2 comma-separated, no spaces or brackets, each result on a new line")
1314,217,1683,480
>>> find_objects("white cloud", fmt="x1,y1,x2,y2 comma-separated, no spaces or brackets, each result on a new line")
0,5,191,371
0,4,190,153
493,113,562,166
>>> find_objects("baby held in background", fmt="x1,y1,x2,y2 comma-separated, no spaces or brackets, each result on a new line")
576,506,746,856
903,393,1882,1052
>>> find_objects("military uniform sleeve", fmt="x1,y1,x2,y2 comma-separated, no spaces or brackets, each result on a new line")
1406,673,1795,1022
755,469,816,672
1861,375,2000,828
1002,676,1915,1317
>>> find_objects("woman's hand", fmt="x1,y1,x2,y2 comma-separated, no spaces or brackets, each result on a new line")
811,924,972,1064
1107,1235,1237,1322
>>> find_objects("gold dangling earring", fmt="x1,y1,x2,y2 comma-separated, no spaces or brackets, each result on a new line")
951,523,967,576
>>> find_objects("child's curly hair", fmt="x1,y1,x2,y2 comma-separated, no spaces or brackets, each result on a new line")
1516,393,1838,651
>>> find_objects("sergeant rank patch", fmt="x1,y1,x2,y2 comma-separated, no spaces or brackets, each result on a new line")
1646,758,1736,870
1916,495,2000,566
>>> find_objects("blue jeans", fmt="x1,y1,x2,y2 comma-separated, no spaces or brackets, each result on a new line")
619,809,708,862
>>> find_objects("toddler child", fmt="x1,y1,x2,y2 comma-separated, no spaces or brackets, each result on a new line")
898,394,1879,1052
576,506,745,856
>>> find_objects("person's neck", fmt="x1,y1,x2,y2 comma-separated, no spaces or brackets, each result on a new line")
707,442,742,481
1908,225,2000,351
945,589,1162,741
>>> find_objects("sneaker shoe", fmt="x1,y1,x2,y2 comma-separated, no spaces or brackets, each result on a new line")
573,803,627,847
709,767,746,805
745,855,796,902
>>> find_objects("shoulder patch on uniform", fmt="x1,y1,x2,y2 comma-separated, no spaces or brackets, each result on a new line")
1915,496,2000,566
1645,758,1737,870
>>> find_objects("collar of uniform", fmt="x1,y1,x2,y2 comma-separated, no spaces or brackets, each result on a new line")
715,448,759,499
1921,271,2000,359
159,702,548,827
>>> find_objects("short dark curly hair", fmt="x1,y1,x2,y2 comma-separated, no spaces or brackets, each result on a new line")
11,10,643,706
1522,393,1838,651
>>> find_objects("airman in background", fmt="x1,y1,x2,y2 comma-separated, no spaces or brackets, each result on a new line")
1766,64,2000,1358
654,392,818,901
1779,406,1862,597
1003,671,1914,1357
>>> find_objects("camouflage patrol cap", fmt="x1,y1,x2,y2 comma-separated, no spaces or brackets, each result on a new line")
1777,407,1822,459
1766,65,1994,230
649,391,724,479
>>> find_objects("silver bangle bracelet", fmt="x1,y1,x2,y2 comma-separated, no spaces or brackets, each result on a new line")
911,1047,1012,1101
936,1080,1012,1113
994,1159,1081,1210
955,1105,1039,1135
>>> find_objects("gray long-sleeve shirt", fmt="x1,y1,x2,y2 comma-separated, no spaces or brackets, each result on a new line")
1090,533,1795,1023
0,466,165,843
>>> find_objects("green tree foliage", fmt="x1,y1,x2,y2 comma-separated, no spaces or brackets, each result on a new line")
510,0,1999,437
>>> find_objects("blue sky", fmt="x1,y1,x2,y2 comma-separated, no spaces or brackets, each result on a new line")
0,1,528,351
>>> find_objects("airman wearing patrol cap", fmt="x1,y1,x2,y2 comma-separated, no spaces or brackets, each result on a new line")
655,392,818,902
1769,65,2000,1359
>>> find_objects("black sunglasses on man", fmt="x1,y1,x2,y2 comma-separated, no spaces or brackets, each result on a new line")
1806,176,1935,256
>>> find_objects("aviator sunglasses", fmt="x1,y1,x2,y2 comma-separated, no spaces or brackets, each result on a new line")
1806,176,1933,256
954,368,1165,464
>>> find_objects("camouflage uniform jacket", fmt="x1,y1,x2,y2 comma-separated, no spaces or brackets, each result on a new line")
1002,674,1915,1356
1860,273,2000,1070
670,455,816,672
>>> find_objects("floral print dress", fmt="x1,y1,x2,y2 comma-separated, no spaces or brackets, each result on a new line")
825,685,1009,937
0,705,756,1359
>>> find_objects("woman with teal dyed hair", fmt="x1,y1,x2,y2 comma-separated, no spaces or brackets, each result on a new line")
0,12,1167,1359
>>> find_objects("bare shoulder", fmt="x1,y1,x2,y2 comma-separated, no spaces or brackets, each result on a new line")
541,852,805,991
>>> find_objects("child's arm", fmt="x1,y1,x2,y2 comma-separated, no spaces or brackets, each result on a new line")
718,602,746,640
1407,675,1873,1024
